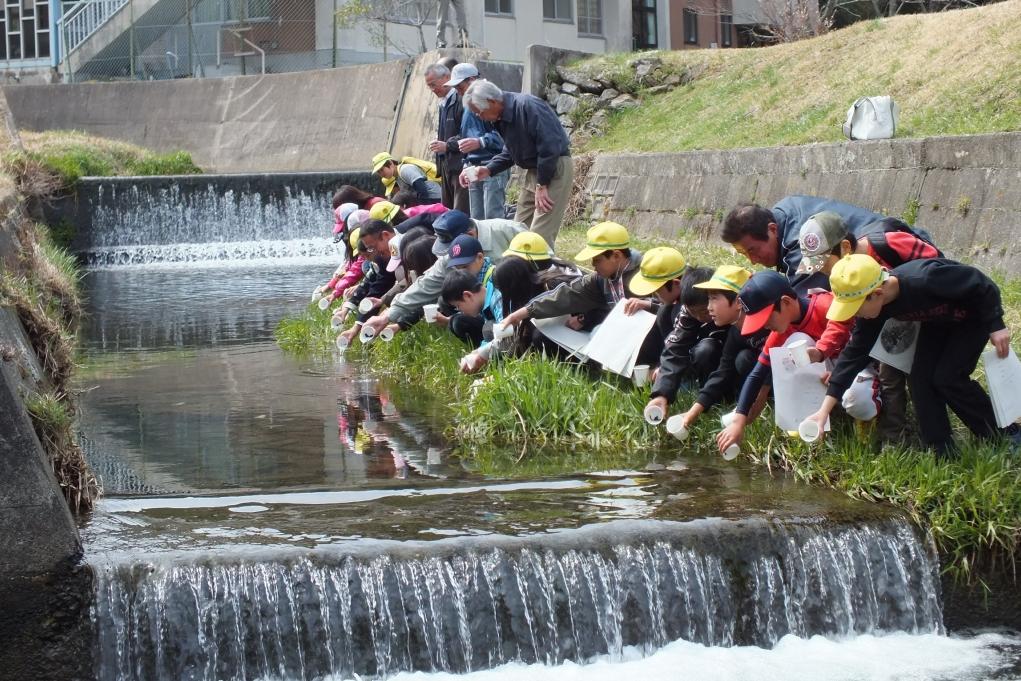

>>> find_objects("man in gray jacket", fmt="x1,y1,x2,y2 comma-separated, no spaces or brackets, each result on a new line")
360,210,525,336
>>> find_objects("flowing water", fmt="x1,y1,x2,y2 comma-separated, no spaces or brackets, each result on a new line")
74,181,1021,680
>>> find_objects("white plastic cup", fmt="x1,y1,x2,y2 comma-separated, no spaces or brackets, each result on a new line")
379,327,395,342
798,418,822,443
423,304,440,323
788,339,811,368
358,298,375,314
644,403,665,426
311,289,323,303
330,317,344,332
336,334,350,351
493,322,515,340
359,326,377,345
720,411,737,428
318,296,331,311
632,364,650,388
665,414,689,441
722,444,740,461
465,166,480,183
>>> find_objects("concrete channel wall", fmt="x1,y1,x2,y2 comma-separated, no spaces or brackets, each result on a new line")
586,131,1021,274
2,52,522,176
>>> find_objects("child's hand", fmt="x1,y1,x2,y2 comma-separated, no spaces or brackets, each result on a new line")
623,299,652,316
566,315,584,331
990,328,1011,358
434,312,450,328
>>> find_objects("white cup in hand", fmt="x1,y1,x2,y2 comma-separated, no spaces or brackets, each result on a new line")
666,415,688,441
423,304,440,323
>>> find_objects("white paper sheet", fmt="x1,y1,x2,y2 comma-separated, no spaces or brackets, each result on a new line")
531,315,592,359
769,346,832,433
982,347,1021,428
869,319,919,373
583,300,658,376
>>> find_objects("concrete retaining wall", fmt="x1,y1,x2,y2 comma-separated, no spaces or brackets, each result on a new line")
2,53,522,176
2,62,410,174
587,132,1021,274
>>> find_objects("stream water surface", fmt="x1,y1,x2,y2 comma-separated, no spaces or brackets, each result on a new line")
75,249,1021,680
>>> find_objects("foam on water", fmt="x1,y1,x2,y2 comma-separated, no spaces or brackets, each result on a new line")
83,238,341,269
382,631,1021,681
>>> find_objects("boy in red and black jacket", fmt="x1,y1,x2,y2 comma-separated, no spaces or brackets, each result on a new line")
715,270,857,454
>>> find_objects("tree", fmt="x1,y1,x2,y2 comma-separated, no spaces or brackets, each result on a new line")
335,0,434,60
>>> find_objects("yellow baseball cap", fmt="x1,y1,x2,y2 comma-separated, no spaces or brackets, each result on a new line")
369,200,400,223
693,265,753,293
574,221,630,261
371,152,395,173
628,247,687,296
827,254,888,322
503,232,552,261
349,227,361,252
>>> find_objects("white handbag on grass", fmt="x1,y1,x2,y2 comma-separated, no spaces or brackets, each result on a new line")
842,96,899,140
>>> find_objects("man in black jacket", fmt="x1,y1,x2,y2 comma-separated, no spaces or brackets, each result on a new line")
425,62,469,212
804,254,1016,457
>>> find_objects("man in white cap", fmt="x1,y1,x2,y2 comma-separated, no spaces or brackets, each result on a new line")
445,63,509,220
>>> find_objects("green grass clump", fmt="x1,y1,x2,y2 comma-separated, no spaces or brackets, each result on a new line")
274,305,338,355
6,130,201,188
577,0,1021,154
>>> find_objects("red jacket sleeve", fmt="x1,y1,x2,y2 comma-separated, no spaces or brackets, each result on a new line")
334,256,366,295
816,318,854,359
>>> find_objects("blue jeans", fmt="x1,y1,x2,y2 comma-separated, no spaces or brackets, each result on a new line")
467,168,510,220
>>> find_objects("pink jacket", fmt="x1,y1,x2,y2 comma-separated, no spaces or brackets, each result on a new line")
406,203,448,218
328,255,366,297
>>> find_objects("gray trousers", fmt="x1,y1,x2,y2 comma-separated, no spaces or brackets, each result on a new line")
436,0,467,47
468,168,510,220
514,155,574,249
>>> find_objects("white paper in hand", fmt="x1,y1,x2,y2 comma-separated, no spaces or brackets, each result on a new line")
982,347,1021,428
769,346,831,433
531,316,592,359
584,300,658,376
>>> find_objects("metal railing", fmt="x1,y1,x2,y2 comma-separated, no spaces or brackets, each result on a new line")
59,0,129,54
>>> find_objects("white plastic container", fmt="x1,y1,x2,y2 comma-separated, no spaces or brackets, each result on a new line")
788,339,811,368
464,166,480,183
358,298,375,314
318,296,331,311
798,418,822,443
665,415,689,441
492,322,515,340
632,364,650,388
423,304,440,323
720,411,737,428
643,403,665,426
379,327,395,342
359,326,377,345
336,334,350,350
311,289,323,303
722,444,740,461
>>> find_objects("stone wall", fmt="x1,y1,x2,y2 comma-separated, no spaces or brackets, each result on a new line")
585,132,1021,274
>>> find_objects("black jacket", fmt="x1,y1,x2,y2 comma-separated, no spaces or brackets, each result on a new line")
695,325,769,410
650,302,729,403
437,89,464,174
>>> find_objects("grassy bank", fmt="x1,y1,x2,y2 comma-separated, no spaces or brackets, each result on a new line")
276,223,1021,578
572,0,1021,153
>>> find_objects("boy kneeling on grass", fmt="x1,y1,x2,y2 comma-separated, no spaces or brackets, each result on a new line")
803,254,1020,458
628,249,729,416
715,270,882,455
441,250,505,374
663,265,768,431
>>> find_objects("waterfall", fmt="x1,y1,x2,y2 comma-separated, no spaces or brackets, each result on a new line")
62,173,379,266
90,517,943,680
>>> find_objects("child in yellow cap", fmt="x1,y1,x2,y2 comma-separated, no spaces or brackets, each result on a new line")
630,249,728,415
803,254,1017,457
663,265,767,432
501,222,652,348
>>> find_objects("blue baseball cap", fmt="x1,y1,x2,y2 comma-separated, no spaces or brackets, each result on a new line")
445,235,484,268
432,210,474,255
737,270,797,335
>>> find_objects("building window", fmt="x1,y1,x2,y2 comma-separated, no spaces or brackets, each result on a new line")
577,0,602,35
485,0,514,16
0,0,51,61
683,8,698,44
632,0,657,49
720,14,733,46
543,0,572,22
194,0,272,24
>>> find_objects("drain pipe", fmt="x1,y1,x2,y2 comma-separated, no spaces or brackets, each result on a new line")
387,60,414,153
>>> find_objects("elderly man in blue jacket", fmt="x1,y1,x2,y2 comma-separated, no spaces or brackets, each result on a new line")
459,79,573,247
